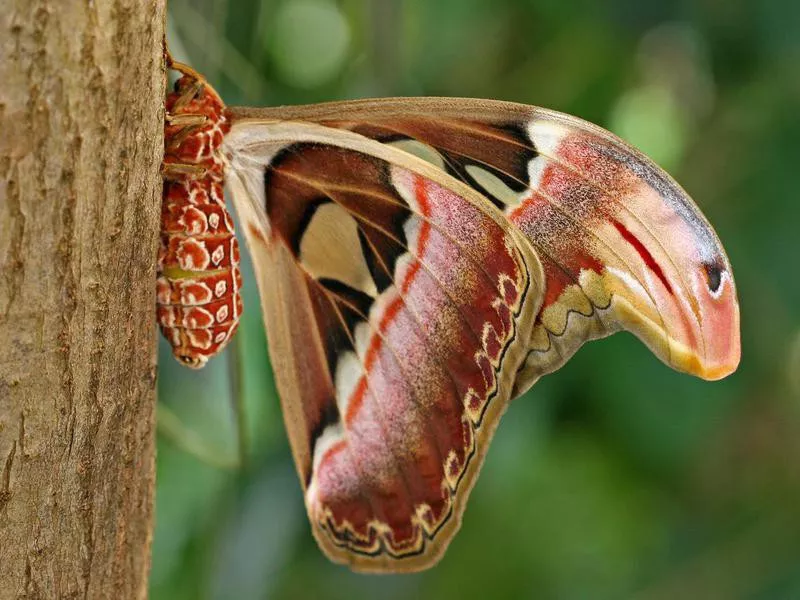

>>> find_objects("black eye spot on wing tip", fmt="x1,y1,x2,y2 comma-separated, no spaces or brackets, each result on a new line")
703,262,724,293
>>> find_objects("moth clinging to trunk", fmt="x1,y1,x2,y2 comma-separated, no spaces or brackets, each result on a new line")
158,54,740,573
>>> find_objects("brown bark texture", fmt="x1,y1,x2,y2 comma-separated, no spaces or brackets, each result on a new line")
0,1,165,598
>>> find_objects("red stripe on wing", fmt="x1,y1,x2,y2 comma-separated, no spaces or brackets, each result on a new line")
611,219,674,295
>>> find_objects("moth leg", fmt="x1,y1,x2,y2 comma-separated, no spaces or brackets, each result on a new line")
167,113,208,128
170,80,205,112
164,119,209,154
165,50,226,108
161,162,207,181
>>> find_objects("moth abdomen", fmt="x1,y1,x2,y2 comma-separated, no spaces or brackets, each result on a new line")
158,67,241,368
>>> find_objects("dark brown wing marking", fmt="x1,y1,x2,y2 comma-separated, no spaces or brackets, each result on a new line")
230,99,739,389
224,121,543,571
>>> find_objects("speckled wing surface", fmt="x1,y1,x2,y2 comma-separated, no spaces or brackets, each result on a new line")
161,59,742,573
223,120,545,572
221,98,740,573
231,98,741,398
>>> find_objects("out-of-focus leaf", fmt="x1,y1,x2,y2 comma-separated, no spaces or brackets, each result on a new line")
266,0,351,88
210,463,305,600
609,84,685,170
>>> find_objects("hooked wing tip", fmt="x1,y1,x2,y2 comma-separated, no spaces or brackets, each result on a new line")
675,334,740,381
693,318,741,382
696,265,741,381
597,254,741,384
669,267,741,381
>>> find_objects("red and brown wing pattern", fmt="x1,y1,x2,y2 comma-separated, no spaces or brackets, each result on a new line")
231,99,741,394
162,61,739,572
223,121,544,571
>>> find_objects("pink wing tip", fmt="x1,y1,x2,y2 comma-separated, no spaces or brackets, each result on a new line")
691,268,741,381
666,262,741,381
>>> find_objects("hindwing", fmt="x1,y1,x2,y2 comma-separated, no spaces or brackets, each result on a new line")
223,121,544,571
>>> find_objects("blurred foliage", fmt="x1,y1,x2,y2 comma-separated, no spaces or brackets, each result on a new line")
156,0,800,598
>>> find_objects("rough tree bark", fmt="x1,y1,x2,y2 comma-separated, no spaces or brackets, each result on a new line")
0,1,165,598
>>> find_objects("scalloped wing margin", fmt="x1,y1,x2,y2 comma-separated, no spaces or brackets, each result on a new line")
223,121,544,572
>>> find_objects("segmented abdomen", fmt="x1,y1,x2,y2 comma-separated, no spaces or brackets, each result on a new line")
157,73,242,369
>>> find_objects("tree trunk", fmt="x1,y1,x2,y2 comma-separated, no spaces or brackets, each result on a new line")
0,1,165,598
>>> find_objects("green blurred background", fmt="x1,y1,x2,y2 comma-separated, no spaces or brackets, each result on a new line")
156,1,800,598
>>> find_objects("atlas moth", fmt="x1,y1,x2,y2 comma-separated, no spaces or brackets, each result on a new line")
158,54,740,573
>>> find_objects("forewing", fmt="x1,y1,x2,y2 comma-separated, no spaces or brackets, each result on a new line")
232,99,740,394
223,121,544,572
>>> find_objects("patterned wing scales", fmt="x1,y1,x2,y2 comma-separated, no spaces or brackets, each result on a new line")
162,60,741,573
223,121,544,571
231,99,740,394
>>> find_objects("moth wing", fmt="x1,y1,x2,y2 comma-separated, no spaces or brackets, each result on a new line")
224,121,544,572
231,98,740,394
